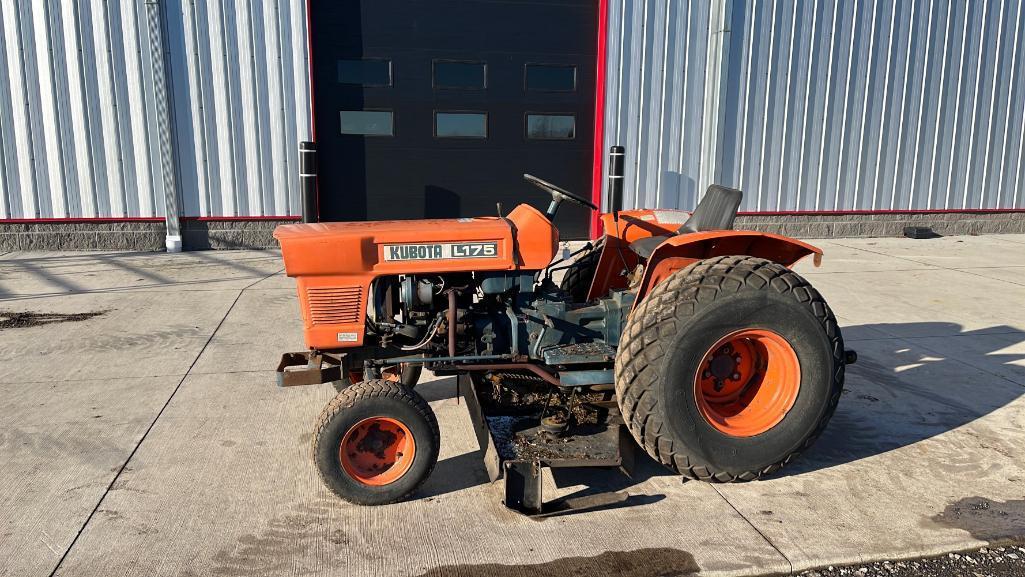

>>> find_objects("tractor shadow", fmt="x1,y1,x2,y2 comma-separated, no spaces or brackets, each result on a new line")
776,321,1025,478
417,322,1025,509
416,375,495,498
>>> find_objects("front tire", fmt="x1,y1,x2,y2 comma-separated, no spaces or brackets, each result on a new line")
314,380,440,505
615,255,845,481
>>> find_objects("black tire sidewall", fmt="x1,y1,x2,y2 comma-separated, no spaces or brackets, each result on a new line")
315,388,439,505
660,287,835,472
560,239,603,301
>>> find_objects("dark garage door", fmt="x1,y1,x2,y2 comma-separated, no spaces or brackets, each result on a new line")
310,0,598,239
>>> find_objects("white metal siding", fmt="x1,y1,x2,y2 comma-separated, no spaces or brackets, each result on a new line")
0,0,311,220
165,0,311,217
604,0,1025,212
4,0,1022,221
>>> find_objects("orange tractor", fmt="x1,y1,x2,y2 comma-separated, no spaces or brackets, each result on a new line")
275,174,854,513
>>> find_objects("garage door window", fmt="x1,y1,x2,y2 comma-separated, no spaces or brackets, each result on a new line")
434,61,486,89
340,110,394,136
525,64,576,92
526,114,575,140
435,112,487,138
337,59,392,86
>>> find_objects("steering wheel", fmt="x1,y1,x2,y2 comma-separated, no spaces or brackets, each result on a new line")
523,174,599,216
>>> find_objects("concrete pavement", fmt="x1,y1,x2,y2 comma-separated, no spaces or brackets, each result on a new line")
1,235,1024,576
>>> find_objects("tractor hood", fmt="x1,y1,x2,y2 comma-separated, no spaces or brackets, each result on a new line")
274,203,558,277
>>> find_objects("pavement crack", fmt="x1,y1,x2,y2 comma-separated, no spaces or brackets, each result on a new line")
949,266,1025,289
842,329,1025,344
710,485,795,575
40,531,60,556
988,236,1025,246
829,239,1025,289
828,241,941,270
830,238,1025,291
44,267,281,577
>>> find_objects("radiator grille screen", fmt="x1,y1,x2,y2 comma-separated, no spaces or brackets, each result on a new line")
307,286,362,325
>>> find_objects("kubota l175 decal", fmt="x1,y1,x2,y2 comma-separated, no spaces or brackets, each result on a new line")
383,242,499,261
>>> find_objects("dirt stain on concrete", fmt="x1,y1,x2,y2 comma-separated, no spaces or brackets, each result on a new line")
931,496,1025,542
210,497,361,577
0,309,107,330
415,548,699,577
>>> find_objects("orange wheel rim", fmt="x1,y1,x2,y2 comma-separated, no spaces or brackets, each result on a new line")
339,417,416,486
694,329,801,437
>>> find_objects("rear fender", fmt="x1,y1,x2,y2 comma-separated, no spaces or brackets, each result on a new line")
634,231,822,306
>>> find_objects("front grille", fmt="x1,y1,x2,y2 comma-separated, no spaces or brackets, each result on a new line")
307,286,362,325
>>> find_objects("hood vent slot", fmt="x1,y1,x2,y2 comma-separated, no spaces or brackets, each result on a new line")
307,286,362,325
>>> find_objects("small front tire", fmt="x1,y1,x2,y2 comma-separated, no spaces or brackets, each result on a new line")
314,380,440,505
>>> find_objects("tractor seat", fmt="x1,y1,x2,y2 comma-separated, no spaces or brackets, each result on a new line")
628,184,743,259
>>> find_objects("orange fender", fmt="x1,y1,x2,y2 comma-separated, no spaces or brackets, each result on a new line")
634,231,823,305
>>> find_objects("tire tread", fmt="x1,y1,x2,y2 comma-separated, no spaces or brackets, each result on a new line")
615,255,845,482
313,380,439,504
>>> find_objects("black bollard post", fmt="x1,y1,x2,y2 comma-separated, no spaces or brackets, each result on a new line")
299,141,318,223
608,145,625,222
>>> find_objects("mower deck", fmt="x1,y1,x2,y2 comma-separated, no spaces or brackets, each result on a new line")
459,375,636,516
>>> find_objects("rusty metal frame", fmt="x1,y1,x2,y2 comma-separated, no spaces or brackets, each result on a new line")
276,351,342,387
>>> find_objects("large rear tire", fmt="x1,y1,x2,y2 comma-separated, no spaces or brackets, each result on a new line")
615,255,845,481
314,380,440,504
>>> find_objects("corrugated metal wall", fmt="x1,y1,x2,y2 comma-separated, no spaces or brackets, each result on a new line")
5,0,1023,220
604,0,1025,212
0,0,310,220
0,0,166,219
165,0,311,217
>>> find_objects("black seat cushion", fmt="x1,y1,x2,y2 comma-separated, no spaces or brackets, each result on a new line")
628,235,669,259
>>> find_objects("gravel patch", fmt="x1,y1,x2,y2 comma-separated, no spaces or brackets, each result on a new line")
800,546,1025,577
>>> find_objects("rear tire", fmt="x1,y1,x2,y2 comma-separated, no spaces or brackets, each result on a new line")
314,380,440,504
615,255,844,482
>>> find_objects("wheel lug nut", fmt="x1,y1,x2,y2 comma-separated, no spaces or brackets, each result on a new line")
703,370,711,378
732,373,740,380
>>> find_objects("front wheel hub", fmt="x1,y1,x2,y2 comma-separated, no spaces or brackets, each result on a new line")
695,329,801,437
339,416,416,486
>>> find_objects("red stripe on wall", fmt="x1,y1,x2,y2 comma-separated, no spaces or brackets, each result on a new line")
0,216,302,224
738,208,1025,217
0,217,165,224
590,0,609,240
305,0,321,221
181,216,302,222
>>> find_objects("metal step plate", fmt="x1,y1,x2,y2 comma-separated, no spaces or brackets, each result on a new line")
542,341,616,366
